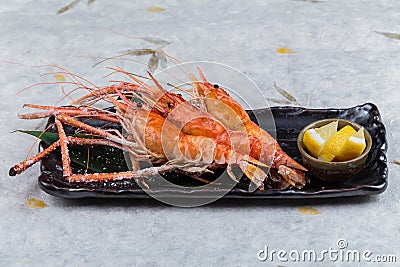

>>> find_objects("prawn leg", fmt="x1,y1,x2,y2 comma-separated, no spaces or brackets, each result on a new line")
10,116,175,182
20,104,121,123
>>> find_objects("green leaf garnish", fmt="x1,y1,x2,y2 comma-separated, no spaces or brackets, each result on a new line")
17,130,128,173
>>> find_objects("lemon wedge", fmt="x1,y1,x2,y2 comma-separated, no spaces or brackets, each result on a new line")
335,127,366,161
303,129,325,157
315,120,338,140
303,121,338,157
318,125,357,162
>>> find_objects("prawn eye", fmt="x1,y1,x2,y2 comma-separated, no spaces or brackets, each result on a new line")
167,102,173,109
213,84,219,88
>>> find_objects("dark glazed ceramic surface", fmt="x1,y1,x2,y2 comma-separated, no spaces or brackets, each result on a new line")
38,103,388,199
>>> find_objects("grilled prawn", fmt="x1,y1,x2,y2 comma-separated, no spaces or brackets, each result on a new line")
73,67,307,188
77,69,307,188
10,90,268,187
191,68,307,188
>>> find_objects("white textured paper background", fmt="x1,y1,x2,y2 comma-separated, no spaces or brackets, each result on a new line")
1,1,399,266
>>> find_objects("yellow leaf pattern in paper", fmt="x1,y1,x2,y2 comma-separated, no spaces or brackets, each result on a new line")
277,47,295,54
298,206,320,215
25,198,48,209
54,74,66,82
146,6,166,12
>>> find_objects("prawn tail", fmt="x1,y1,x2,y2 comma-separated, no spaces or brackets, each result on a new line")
238,161,267,189
278,165,307,189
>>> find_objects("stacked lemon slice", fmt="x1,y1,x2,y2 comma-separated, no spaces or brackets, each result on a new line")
303,121,367,162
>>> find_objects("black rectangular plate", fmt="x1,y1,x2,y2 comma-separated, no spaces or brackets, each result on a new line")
38,103,388,199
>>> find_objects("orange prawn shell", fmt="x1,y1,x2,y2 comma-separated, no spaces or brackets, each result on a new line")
193,76,307,174
127,109,231,166
128,109,179,158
